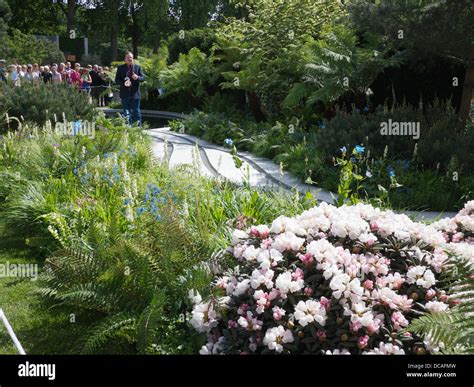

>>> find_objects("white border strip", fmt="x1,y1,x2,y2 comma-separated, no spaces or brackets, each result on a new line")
0,308,26,354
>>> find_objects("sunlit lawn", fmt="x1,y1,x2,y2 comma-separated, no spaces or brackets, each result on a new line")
0,224,90,354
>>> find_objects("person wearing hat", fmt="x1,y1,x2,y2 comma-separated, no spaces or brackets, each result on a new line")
80,67,92,95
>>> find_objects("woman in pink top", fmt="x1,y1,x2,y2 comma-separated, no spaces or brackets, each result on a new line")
70,63,82,89
58,63,67,83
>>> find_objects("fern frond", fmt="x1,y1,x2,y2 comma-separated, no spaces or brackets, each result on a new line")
136,293,166,354
407,255,474,354
80,314,137,354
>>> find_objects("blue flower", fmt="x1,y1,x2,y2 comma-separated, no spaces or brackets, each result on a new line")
147,183,161,193
80,173,91,184
355,145,365,154
73,168,78,176
318,122,326,129
340,146,347,154
389,171,396,178
137,207,147,216
224,138,234,146
123,198,132,205
363,106,369,113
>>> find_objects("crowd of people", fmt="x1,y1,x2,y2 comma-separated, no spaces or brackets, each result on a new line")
1,52,145,125
0,59,113,106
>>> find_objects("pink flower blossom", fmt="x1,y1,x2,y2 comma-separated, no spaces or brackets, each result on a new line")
319,296,331,311
391,311,409,330
358,335,369,349
261,237,273,249
426,289,436,300
350,321,362,333
363,279,374,290
237,303,249,315
292,268,304,280
316,330,326,341
367,320,381,335
300,252,314,266
250,225,270,239
304,287,313,297
272,306,286,321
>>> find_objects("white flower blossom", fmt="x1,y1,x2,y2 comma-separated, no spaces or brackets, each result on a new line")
275,271,304,296
294,300,327,327
425,301,449,313
407,266,436,289
263,326,294,353
190,302,218,333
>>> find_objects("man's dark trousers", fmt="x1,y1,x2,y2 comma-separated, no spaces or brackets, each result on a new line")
122,96,142,127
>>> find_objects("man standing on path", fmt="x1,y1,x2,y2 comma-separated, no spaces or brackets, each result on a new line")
115,52,145,126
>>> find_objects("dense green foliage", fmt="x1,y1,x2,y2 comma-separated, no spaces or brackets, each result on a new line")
0,83,97,130
0,29,65,65
171,100,474,211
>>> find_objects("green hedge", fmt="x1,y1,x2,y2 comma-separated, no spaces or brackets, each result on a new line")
0,82,97,130
312,101,474,172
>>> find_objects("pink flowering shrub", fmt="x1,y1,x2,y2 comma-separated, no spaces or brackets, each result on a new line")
433,202,474,245
191,201,474,355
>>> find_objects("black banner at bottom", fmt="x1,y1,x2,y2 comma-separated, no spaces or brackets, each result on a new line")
0,355,472,386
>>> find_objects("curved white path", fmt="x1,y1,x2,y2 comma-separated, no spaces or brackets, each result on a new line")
146,127,456,221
